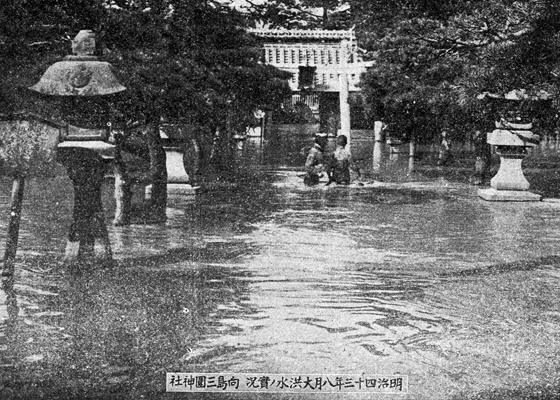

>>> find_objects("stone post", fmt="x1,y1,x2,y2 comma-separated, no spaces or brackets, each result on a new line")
372,121,384,176
339,73,351,146
339,40,351,146
408,139,416,173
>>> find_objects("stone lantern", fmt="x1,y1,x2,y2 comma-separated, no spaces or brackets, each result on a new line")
477,90,551,202
29,30,126,265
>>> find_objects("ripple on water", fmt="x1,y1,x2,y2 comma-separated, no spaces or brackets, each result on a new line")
2,149,560,397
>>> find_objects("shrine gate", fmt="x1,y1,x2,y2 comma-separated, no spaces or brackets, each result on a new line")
249,28,373,133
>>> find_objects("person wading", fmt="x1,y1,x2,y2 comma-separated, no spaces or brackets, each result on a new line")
471,130,492,185
437,130,452,166
328,135,361,185
304,133,328,186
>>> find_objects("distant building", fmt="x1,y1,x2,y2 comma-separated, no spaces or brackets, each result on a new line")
249,28,373,130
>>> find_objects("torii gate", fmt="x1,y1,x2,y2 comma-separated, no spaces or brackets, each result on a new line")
249,28,374,143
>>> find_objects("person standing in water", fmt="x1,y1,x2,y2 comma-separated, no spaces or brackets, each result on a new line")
471,130,492,185
328,135,361,185
304,133,328,186
437,130,452,166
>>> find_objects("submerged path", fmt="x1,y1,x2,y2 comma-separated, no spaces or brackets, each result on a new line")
1,136,560,399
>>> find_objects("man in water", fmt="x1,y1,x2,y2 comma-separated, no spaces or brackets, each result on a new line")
437,130,452,166
471,130,492,185
328,135,361,185
304,133,328,186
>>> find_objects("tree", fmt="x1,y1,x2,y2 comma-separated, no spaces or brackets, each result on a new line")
351,0,560,142
233,0,350,29
102,0,290,220
1,0,290,222
209,0,560,144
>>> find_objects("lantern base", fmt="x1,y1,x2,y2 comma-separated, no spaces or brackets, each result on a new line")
478,188,542,202
167,183,200,196
64,238,113,267
490,154,531,191
145,183,200,199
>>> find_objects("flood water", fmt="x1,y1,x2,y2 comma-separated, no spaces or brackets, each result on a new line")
1,129,560,400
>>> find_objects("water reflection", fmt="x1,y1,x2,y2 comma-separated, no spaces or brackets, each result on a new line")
1,131,560,399
1,251,259,398
0,277,19,369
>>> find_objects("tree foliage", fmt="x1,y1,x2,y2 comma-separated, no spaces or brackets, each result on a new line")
240,0,560,140
1,0,290,133
352,0,560,141
235,0,350,29
1,0,292,221
4,0,560,146
0,117,61,177
101,0,291,132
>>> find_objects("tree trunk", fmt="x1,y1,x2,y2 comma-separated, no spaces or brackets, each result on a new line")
209,126,233,172
113,133,132,225
145,120,167,222
182,137,203,186
2,176,25,277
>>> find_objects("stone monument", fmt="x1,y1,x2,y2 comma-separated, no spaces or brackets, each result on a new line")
478,90,551,202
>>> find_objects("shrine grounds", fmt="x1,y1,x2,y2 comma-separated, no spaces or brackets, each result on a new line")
1,130,560,400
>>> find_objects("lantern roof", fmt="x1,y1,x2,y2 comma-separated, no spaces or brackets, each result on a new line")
29,30,126,96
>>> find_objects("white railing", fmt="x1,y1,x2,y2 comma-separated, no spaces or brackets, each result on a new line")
263,44,363,65
249,28,355,41
250,28,373,92
274,63,374,91
285,93,320,110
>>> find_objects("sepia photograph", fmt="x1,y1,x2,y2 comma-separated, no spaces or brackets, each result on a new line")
1,1,559,399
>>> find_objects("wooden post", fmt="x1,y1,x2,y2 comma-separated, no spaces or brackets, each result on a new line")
2,176,25,277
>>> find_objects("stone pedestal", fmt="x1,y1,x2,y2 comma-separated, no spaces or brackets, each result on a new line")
57,146,114,266
165,147,190,183
478,128,541,202
158,146,200,197
145,146,199,202
145,183,199,200
489,155,529,190
478,188,542,202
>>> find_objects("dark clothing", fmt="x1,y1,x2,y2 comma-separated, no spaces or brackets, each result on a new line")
437,138,452,166
471,132,492,185
330,146,352,184
327,145,362,185
474,133,492,160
